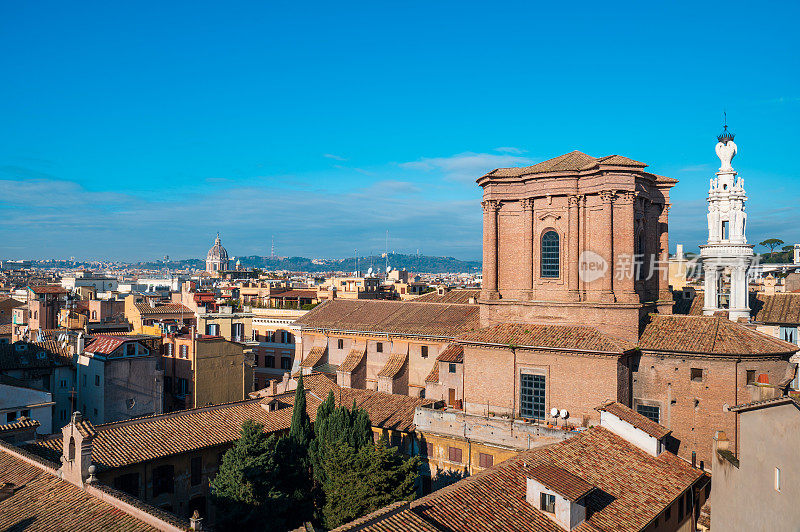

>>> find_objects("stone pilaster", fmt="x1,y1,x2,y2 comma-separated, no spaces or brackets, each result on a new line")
567,195,580,301
615,191,639,303
599,191,616,302
521,198,535,299
481,199,500,299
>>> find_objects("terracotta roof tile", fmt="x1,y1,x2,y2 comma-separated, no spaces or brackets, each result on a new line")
596,400,671,439
0,416,40,433
349,426,705,532
338,387,432,432
29,285,67,294
526,462,595,502
133,303,193,315
458,323,635,354
436,344,463,363
296,299,479,338
338,345,366,373
415,289,480,305
0,442,167,531
300,346,327,368
424,363,439,383
481,151,648,180
751,293,800,325
331,502,440,532
377,352,407,378
639,314,799,356
26,375,430,470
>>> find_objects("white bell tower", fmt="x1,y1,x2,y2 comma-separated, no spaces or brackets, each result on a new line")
699,121,754,321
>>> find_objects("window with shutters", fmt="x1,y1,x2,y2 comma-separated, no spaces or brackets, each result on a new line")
479,453,494,468
266,356,275,368
448,446,462,464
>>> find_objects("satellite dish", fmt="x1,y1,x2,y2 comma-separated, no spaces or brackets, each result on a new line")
550,407,559,418
367,267,373,275
386,266,392,273
560,409,569,419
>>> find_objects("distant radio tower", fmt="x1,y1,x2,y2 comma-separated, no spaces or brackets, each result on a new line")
271,235,275,258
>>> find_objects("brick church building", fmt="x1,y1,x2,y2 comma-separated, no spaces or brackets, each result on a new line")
466,140,797,464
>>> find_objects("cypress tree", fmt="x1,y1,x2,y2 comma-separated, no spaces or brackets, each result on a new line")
289,373,313,446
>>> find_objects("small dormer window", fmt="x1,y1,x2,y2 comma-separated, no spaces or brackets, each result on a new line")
540,493,556,514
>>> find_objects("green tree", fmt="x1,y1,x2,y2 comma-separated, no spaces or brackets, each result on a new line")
210,420,292,531
318,441,419,529
760,238,784,257
290,373,313,447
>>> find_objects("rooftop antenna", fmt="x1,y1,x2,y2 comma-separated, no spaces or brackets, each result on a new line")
385,229,389,273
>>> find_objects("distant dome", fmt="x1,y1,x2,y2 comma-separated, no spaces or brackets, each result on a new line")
207,235,229,262
206,234,230,274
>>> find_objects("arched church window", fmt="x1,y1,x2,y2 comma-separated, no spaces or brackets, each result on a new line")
68,436,76,461
541,231,560,278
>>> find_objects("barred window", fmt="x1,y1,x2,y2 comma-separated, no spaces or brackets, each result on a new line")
541,231,560,278
520,373,545,420
636,403,660,423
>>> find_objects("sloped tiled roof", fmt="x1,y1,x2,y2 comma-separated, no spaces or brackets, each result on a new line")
425,363,439,383
526,463,595,502
300,346,327,368
377,352,407,378
751,293,800,325
342,426,705,532
338,345,366,373
296,299,479,337
0,442,165,531
339,387,431,432
133,303,193,315
639,314,799,356
415,289,480,305
0,416,40,434
84,335,143,356
0,323,12,335
437,344,463,363
481,150,648,180
332,502,439,532
596,400,671,439
26,374,429,470
27,397,314,471
29,285,67,294
0,341,73,371
458,323,635,354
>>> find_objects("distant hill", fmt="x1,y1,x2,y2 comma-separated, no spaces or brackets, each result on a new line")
235,253,481,274
30,254,481,274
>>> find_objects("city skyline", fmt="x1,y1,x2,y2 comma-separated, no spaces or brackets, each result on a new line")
1,1,799,261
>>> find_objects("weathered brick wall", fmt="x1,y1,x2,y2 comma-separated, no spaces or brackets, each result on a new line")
463,344,623,426
633,352,792,464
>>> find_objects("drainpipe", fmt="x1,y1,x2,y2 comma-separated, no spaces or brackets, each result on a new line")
511,347,516,435
735,357,740,455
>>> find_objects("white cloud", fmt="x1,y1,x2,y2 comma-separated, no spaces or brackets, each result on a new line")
494,147,526,154
399,151,534,182
323,153,347,161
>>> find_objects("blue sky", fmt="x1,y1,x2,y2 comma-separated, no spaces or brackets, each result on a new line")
1,1,798,262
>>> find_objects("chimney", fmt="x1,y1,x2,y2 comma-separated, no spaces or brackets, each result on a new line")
270,379,278,396
76,332,84,355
